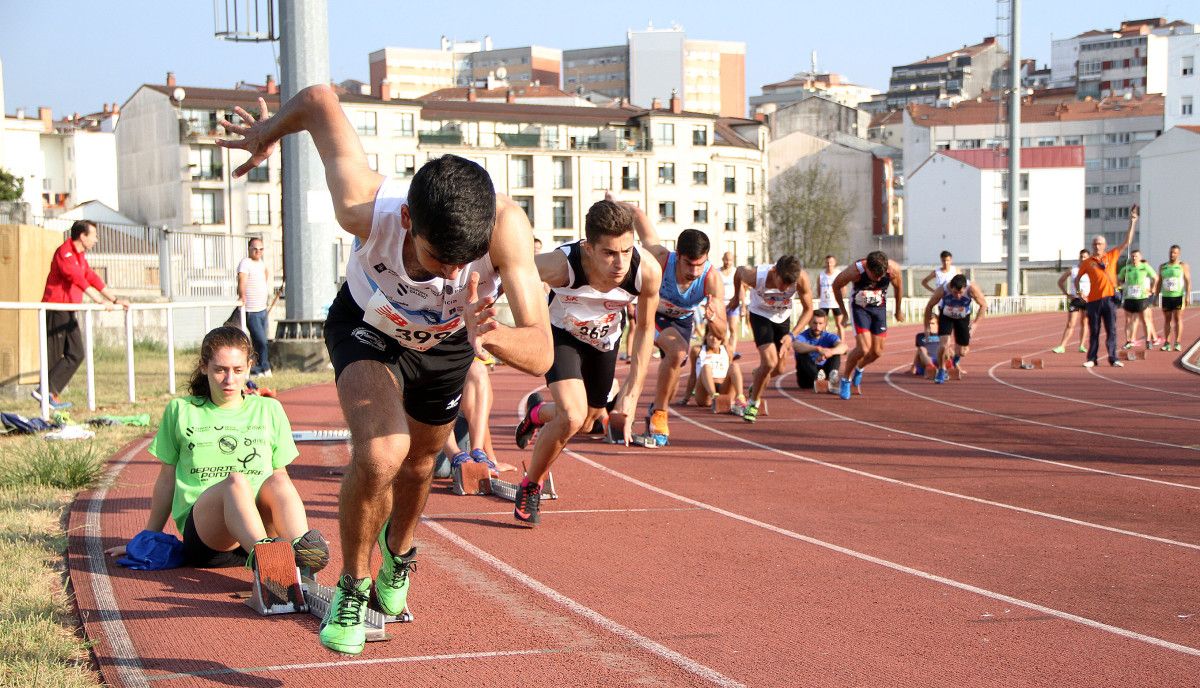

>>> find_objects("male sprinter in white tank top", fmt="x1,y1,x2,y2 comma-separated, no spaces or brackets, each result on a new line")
512,200,662,526
218,90,552,656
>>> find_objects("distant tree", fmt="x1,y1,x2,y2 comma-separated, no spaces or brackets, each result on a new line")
0,168,24,202
766,165,854,268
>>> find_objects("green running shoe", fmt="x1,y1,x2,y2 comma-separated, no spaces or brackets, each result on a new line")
1051,346,1065,354
319,574,371,655
375,527,417,616
742,402,759,423
291,529,330,574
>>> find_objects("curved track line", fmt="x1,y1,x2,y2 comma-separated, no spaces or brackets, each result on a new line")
423,519,746,688
776,377,1200,492
1084,364,1200,399
563,448,1200,659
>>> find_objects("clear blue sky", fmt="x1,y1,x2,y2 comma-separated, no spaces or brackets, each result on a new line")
0,0,1188,116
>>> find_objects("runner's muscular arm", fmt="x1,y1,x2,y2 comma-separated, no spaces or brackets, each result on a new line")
218,87,383,239
534,248,570,289
1073,260,1086,297
831,264,857,323
479,197,553,376
790,272,814,336
889,260,905,322
1113,204,1139,254
1058,271,1071,297
970,283,988,326
728,265,752,312
1186,263,1193,306
921,270,937,292
615,192,670,265
613,250,662,431
703,267,727,341
105,464,174,557
922,287,944,334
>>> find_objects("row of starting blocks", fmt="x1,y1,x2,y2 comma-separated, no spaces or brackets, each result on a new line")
1010,357,1045,369
449,462,558,501
242,541,412,642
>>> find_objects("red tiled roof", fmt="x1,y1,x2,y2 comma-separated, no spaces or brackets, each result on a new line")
713,119,760,149
941,146,1085,170
420,85,575,100
907,94,1164,127
869,110,903,128
420,99,638,126
903,37,999,67
1180,125,1200,134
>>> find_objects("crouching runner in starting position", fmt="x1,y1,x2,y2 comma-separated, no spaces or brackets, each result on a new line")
922,274,987,383
218,88,552,655
513,200,662,526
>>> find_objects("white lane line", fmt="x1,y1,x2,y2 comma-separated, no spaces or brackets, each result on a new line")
883,360,1200,456
424,507,702,519
83,438,152,688
565,448,1200,659
987,359,1200,422
671,393,1200,549
144,648,561,681
1085,365,1200,399
781,376,1200,492
423,519,746,688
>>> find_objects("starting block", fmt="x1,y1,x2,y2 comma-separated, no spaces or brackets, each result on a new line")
603,414,658,447
814,380,830,394
947,367,963,380
1119,349,1142,361
244,541,307,616
1010,357,1044,369
292,429,351,443
449,461,558,500
303,577,412,642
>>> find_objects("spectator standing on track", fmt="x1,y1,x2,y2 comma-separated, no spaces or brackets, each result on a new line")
1156,245,1191,352
1052,249,1091,354
921,250,959,293
104,326,329,575
218,91,552,655
1117,249,1161,349
1075,205,1138,368
833,251,905,399
792,309,847,392
727,255,814,422
39,219,130,410
237,238,274,377
922,274,988,384
816,255,847,340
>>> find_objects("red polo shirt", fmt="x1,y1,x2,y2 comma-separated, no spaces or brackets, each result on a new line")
42,239,106,304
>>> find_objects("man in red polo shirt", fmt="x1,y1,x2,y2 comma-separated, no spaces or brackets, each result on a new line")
1074,206,1138,368
40,220,129,408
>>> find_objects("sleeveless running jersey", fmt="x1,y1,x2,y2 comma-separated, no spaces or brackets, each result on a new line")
657,252,711,319
939,280,973,319
851,259,892,308
817,270,839,309
346,178,500,352
696,345,730,381
747,265,797,323
1067,265,1091,298
548,241,642,351
933,267,958,289
1119,263,1155,300
1160,262,1185,297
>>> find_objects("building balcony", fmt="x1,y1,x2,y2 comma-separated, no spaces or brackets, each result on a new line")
497,132,543,148
191,166,223,181
622,177,640,191
419,131,465,146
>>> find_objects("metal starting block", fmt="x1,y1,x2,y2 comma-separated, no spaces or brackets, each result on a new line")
1010,357,1044,370
450,462,558,500
292,429,351,443
303,577,412,642
711,396,745,413
814,380,830,394
244,541,307,615
1119,349,1142,361
603,415,658,447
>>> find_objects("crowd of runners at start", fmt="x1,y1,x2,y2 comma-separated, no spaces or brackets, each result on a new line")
104,88,1192,656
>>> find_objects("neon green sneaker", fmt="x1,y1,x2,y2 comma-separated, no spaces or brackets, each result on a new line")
319,574,371,655
375,527,417,616
1051,346,1066,354
742,402,759,423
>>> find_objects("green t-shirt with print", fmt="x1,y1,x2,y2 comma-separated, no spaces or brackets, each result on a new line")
1159,262,1185,297
150,395,298,534
1118,263,1156,300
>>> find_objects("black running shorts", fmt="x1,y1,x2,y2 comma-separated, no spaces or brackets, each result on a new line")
324,285,474,426
1122,297,1149,314
545,326,620,409
749,311,790,350
1161,295,1184,312
182,509,248,568
851,303,888,336
936,313,971,347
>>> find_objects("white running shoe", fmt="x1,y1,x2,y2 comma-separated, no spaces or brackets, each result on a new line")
1082,360,1096,368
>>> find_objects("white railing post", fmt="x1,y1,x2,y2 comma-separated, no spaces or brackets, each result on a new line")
84,309,96,411
203,305,211,332
37,306,50,419
239,304,247,334
166,304,176,395
125,307,136,403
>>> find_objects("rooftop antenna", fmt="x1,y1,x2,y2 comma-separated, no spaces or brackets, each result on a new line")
811,50,818,76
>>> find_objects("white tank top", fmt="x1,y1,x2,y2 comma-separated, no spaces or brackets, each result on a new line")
934,267,958,289
346,177,500,351
817,270,839,309
548,241,643,351
1068,266,1090,298
696,345,730,381
747,265,796,324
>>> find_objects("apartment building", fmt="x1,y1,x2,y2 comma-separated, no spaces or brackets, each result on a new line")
1165,26,1200,128
1137,126,1200,264
885,37,1008,110
1050,18,1195,98
750,71,880,116
369,41,562,101
903,95,1164,247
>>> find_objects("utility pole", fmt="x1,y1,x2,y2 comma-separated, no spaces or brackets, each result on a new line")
1006,0,1021,296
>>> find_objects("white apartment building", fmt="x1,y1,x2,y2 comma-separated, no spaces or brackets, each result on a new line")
1165,27,1200,128
750,72,880,116
906,147,1084,264
1050,18,1195,99
369,42,562,102
904,95,1164,247
1,106,119,218
1137,126,1200,265
115,77,769,281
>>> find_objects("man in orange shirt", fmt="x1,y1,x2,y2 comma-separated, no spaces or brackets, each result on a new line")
1074,206,1138,368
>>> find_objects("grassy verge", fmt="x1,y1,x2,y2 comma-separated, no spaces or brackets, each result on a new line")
0,345,328,685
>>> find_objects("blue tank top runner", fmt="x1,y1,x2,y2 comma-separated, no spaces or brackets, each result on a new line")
658,252,711,320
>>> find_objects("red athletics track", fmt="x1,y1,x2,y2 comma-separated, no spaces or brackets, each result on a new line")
67,311,1200,687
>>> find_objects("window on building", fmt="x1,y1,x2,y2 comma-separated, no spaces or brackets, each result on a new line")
1183,96,1195,116
1183,56,1195,77
692,164,708,186
593,161,612,190
653,123,674,146
747,205,757,232
1036,137,1057,147
189,147,222,180
1102,157,1130,170
958,139,983,149
725,241,737,262
1084,208,1102,219
191,190,222,225
692,126,707,146
553,198,572,229
247,193,270,225
513,156,533,187
622,163,640,191
514,196,533,225
553,157,571,189
746,168,757,195
365,154,378,171
353,111,377,136
724,204,737,231
724,165,736,193
1085,185,1101,195
693,202,708,224
1104,132,1132,144
1062,135,1083,146
395,112,414,137
395,154,415,177
658,201,675,223
247,162,270,183
658,163,675,185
